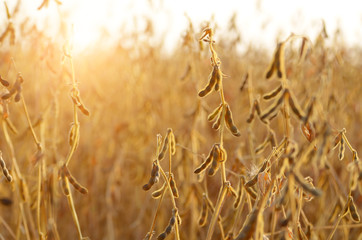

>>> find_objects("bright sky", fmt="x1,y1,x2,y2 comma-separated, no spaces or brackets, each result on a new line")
4,0,362,53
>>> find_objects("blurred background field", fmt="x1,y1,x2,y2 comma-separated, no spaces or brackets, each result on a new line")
0,0,361,239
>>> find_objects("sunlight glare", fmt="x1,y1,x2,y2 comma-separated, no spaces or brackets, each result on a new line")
66,3,103,52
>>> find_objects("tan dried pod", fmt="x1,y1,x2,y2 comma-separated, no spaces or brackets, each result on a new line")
208,146,220,176
245,160,269,190
78,104,90,116
198,195,209,226
275,42,286,78
143,161,160,190
194,146,215,174
234,207,259,240
348,196,360,223
225,104,241,137
260,89,286,121
158,132,170,161
246,109,255,124
169,130,176,155
245,174,258,188
0,75,9,87
338,136,345,161
198,67,217,97
0,152,12,182
263,85,283,100
207,103,223,122
169,174,179,198
1,86,16,100
266,42,285,79
151,183,166,199
293,172,322,197
212,110,222,130
60,171,70,196
213,65,222,92
233,177,243,209
157,209,177,240
68,123,79,147
70,89,90,116
62,165,88,194
328,200,342,223
286,90,304,121
246,99,261,123
302,97,315,124
240,73,248,92
266,55,277,79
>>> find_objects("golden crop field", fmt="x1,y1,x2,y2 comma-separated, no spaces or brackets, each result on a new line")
0,1,361,240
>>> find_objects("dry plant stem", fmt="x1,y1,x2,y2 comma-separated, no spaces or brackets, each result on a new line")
144,135,164,240
37,164,45,240
203,29,230,240
232,190,246,236
0,216,16,239
168,136,172,181
266,223,362,237
21,97,41,150
297,189,303,222
341,132,356,154
246,69,256,163
147,189,166,240
270,205,277,240
206,181,229,240
63,51,86,240
158,166,180,240
1,120,35,239
204,192,226,238
19,201,31,240
1,120,22,180
278,41,289,139
190,131,200,240
65,53,80,166
21,97,44,239
288,174,298,235
65,105,79,166
327,211,348,240
64,178,85,240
